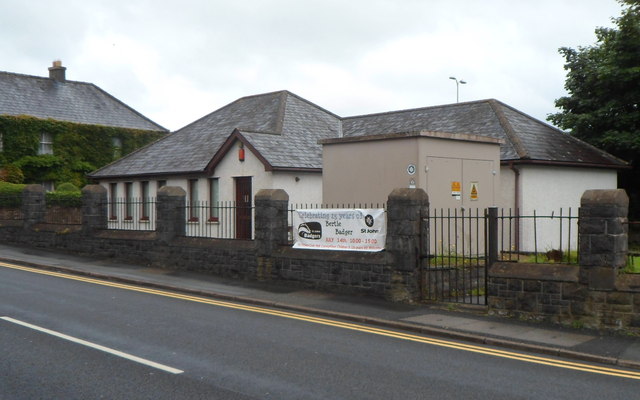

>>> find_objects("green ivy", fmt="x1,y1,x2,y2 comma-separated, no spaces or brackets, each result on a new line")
56,182,80,192
46,190,82,207
0,181,25,207
0,115,165,187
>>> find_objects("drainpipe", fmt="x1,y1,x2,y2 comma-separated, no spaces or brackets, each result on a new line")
509,162,521,253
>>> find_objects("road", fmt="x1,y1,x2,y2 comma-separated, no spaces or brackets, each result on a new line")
1,261,638,399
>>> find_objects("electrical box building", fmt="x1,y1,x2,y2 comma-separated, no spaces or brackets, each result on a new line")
321,131,502,210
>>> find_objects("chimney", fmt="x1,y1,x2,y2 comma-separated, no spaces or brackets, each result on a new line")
48,60,66,82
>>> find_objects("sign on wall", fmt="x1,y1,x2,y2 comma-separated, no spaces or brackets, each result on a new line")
293,209,386,252
470,181,479,201
451,181,461,200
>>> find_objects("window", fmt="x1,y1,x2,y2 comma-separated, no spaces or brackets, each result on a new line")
109,183,118,219
125,182,133,220
112,137,123,159
41,181,54,192
140,181,150,220
188,179,199,221
157,180,166,191
38,132,53,155
0,132,3,152
208,178,219,222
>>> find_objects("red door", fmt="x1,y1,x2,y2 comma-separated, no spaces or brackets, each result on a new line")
235,177,252,239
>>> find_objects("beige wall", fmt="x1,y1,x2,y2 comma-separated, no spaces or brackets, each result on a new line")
322,137,420,206
322,134,500,209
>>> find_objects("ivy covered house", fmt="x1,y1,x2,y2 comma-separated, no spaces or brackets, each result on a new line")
0,61,167,189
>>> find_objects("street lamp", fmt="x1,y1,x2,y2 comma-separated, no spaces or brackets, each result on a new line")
449,76,467,103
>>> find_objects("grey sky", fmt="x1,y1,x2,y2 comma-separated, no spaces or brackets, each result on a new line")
0,0,623,130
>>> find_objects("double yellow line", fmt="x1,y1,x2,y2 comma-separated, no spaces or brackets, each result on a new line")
2,260,640,380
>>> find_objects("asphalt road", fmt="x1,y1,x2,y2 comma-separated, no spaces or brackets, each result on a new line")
1,262,638,399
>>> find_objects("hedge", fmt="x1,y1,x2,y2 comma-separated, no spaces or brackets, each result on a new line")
0,181,25,207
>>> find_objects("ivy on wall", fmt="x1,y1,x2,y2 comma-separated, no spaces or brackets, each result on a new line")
0,181,25,207
0,115,165,187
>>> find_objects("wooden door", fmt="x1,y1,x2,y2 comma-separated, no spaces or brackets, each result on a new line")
235,177,252,239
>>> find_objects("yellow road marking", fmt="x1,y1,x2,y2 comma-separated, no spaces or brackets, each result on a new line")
2,260,640,380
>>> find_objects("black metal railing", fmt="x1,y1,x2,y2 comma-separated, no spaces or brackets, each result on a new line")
181,201,254,239
424,208,487,304
626,221,640,273
423,207,580,304
496,208,578,264
43,205,82,225
0,195,23,221
105,197,156,231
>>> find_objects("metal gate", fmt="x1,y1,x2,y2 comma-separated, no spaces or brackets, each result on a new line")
421,207,494,305
421,206,578,305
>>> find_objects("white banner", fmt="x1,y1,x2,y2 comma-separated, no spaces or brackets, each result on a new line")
292,209,386,252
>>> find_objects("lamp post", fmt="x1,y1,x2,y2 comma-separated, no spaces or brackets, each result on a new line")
449,76,467,103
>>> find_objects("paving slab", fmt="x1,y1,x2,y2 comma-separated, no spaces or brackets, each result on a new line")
403,313,594,347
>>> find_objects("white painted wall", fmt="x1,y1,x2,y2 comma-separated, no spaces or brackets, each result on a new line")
500,165,617,253
499,166,516,210
96,140,323,237
272,172,322,206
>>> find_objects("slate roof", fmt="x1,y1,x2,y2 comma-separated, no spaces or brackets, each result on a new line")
91,90,341,178
343,99,626,167
90,92,626,179
0,70,167,132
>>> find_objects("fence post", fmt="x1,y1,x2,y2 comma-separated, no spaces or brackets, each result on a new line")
487,207,499,266
82,184,107,233
254,189,289,281
386,188,429,302
254,189,289,257
22,184,45,229
156,186,186,243
579,189,628,290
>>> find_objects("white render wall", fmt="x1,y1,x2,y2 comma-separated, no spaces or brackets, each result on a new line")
272,172,322,206
97,142,322,206
500,164,618,253
520,165,616,214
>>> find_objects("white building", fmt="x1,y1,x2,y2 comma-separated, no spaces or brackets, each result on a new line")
90,91,626,247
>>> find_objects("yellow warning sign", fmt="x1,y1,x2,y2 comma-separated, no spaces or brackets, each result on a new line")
451,181,461,196
470,182,479,201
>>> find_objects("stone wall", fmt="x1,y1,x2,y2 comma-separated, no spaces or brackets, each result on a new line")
4,184,638,331
0,185,429,302
487,189,640,332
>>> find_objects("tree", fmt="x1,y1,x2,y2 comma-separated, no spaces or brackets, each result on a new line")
548,0,640,217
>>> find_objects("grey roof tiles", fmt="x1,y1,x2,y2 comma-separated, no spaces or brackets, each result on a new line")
89,91,626,179
0,70,167,132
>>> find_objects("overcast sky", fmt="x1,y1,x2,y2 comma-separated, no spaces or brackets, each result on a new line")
0,0,624,131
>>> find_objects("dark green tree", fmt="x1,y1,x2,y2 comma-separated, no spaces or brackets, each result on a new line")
548,0,640,217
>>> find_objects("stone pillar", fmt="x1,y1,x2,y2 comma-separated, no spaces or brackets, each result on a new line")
579,189,628,290
22,184,46,229
385,188,429,302
254,189,289,257
156,186,186,243
82,184,107,232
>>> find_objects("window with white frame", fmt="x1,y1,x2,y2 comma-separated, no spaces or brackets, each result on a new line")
208,178,219,222
38,132,53,155
125,182,133,220
0,132,4,152
112,137,123,159
41,181,54,192
109,183,118,219
188,179,199,221
140,181,150,220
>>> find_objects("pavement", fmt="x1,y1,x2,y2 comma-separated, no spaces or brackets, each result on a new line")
1,243,639,370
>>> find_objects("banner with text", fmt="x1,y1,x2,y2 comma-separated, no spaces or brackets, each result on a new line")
293,209,386,252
